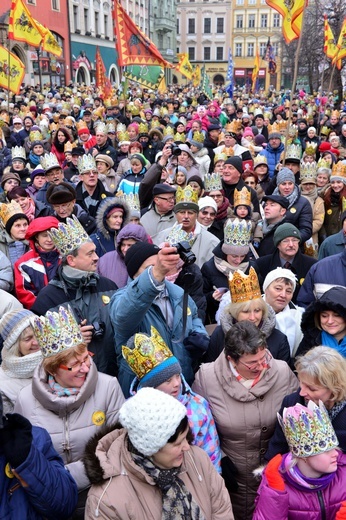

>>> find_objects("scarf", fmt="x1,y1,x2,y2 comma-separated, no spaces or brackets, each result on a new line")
262,217,284,237
282,452,336,491
23,198,36,222
48,374,80,397
28,151,42,166
328,400,346,421
214,256,249,277
215,197,229,220
273,184,299,208
61,265,99,306
36,247,60,281
131,451,205,520
165,259,184,283
301,187,318,209
8,240,27,267
228,360,268,389
2,348,42,379
321,330,346,358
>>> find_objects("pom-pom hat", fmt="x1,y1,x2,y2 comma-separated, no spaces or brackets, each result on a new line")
119,387,186,456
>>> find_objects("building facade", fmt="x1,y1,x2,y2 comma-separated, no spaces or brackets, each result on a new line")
149,0,177,83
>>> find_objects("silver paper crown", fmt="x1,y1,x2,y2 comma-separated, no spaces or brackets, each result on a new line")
94,122,107,134
40,152,60,172
285,143,302,161
11,146,26,162
78,154,97,174
164,223,194,247
300,162,317,184
118,192,140,212
48,215,91,256
224,218,252,248
204,172,223,192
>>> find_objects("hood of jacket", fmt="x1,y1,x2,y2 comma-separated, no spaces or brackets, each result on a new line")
301,286,346,336
194,147,209,158
95,196,130,240
116,223,149,252
219,301,276,339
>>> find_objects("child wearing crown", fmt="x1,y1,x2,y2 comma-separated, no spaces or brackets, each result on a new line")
227,186,261,240
253,401,346,520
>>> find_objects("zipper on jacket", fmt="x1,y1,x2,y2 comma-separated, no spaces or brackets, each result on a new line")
317,490,326,520
62,416,72,463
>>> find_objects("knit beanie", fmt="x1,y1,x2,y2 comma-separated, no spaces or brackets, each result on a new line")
273,223,301,247
131,153,147,168
276,167,295,185
198,196,217,213
187,175,204,190
119,387,187,456
224,156,243,174
30,165,46,181
125,242,160,279
263,267,297,292
0,309,35,352
269,132,282,140
5,212,29,235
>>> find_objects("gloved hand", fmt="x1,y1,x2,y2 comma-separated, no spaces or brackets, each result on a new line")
336,501,346,520
183,332,209,354
0,413,33,469
264,454,285,491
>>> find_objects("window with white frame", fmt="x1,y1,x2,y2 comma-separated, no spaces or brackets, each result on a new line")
248,14,255,28
204,18,211,33
216,18,224,33
236,15,243,29
260,42,267,56
273,13,280,27
261,13,268,28
188,47,195,60
247,43,254,57
235,43,242,57
188,19,195,34
204,47,211,60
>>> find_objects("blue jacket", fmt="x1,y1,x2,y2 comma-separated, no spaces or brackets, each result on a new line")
110,268,209,396
259,142,284,178
0,425,77,519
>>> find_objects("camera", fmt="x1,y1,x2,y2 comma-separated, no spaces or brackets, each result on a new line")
172,241,196,266
91,321,106,340
169,143,182,156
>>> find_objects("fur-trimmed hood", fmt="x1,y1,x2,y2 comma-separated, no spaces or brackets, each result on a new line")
95,197,130,240
219,301,277,339
300,286,346,337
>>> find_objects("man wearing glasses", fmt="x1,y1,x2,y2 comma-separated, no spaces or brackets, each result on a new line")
140,184,177,239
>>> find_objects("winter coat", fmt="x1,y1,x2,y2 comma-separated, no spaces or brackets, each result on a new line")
14,361,125,490
265,391,346,462
193,354,298,520
90,197,130,257
205,303,292,366
0,230,29,266
295,286,346,358
89,140,117,165
279,190,313,244
30,266,118,376
99,167,121,194
253,452,346,520
153,221,220,268
75,180,113,219
109,267,209,396
54,203,97,235
140,206,176,239
0,250,14,292
255,218,287,257
255,249,317,304
34,199,53,218
296,250,346,308
192,147,211,179
259,142,285,178
84,427,233,520
0,142,12,175
318,229,345,259
36,178,72,205
174,262,207,323
97,223,149,287
0,425,78,519
117,166,147,196
138,162,165,210
301,192,325,247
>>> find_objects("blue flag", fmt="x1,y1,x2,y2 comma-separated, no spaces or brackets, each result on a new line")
226,47,234,98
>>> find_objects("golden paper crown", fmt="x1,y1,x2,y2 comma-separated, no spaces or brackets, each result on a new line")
118,131,130,144
64,141,76,153
223,146,234,157
11,146,26,162
160,107,169,116
227,120,242,134
331,161,346,180
40,152,60,172
320,126,331,136
122,326,179,384
300,163,317,184
48,215,91,256
150,120,161,129
234,186,251,207
31,305,84,358
343,197,346,212
278,401,338,458
304,142,318,156
317,157,331,170
331,110,340,118
163,126,174,136
174,132,186,142
76,120,88,132
0,201,24,228
29,130,43,142
204,172,223,192
272,120,288,133
191,131,205,143
116,123,127,134
138,122,149,134
65,116,75,127
228,267,261,304
214,152,228,164
254,155,268,168
77,154,96,174
93,107,105,120
175,186,199,206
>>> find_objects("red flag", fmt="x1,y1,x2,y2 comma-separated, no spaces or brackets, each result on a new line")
95,47,112,99
112,1,172,68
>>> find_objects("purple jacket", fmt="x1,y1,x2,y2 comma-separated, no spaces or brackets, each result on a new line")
253,452,346,520
97,223,149,287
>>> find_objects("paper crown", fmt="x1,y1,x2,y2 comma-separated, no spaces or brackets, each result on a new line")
76,120,88,132
150,120,161,129
225,120,242,134
164,224,194,247
0,201,24,228
204,172,223,192
29,130,43,142
331,161,346,180
11,146,26,161
94,122,107,134
175,186,199,206
116,123,127,134
214,152,228,164
224,217,252,249
163,126,174,136
40,152,60,172
174,132,186,142
317,157,331,170
117,191,140,212
271,120,287,133
50,122,59,132
64,141,76,153
234,186,251,207
122,326,178,384
304,142,318,156
31,305,84,358
77,154,96,174
343,197,346,212
228,266,261,304
278,400,338,458
107,123,116,134
300,163,317,184
118,130,130,144
320,125,331,136
331,110,340,118
287,124,298,138
191,131,205,143
48,215,90,256
285,143,302,161
138,122,149,134
254,154,268,167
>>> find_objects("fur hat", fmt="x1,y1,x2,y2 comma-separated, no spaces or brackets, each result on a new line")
119,387,186,456
47,182,76,204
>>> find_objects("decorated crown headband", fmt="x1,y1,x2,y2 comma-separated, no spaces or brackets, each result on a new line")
228,266,261,303
0,200,24,227
175,186,199,205
40,152,60,172
164,223,195,247
234,187,251,207
204,172,223,192
224,218,252,250
48,215,91,256
77,154,96,174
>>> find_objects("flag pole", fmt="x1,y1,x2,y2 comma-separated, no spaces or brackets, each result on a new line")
281,0,307,167
7,36,11,112
327,60,337,95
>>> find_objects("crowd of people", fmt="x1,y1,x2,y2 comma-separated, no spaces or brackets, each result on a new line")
0,81,345,519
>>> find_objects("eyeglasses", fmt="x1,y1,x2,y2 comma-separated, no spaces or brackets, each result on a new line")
237,349,272,370
200,211,216,217
155,196,175,202
59,352,93,372
81,171,97,176
280,238,300,245
210,194,223,199
52,201,74,210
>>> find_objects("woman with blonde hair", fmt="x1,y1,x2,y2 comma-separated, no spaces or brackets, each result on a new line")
265,346,346,462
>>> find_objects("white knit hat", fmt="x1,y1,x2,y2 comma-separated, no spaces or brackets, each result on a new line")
263,267,297,292
119,388,186,456
198,196,217,213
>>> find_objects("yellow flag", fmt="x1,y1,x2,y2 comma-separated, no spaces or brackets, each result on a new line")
8,0,43,47
252,48,260,91
324,15,337,60
176,53,193,80
192,65,201,87
333,18,346,68
265,0,306,43
0,45,25,94
36,21,62,57
158,76,167,95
